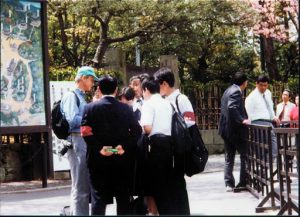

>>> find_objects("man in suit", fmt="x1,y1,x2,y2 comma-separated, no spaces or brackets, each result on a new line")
218,72,250,192
81,75,142,215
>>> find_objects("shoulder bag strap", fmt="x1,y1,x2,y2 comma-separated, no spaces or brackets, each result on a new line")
72,90,80,108
175,93,181,115
69,91,80,144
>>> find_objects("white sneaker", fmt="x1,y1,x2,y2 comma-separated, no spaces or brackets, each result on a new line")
225,186,234,192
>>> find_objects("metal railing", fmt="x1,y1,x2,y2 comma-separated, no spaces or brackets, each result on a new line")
274,127,299,215
246,124,280,213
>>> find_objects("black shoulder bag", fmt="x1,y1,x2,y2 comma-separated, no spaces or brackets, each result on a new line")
175,94,209,177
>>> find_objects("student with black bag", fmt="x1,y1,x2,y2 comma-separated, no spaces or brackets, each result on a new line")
154,68,196,215
140,77,185,215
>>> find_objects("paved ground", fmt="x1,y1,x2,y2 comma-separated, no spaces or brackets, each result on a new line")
0,154,298,215
0,154,228,193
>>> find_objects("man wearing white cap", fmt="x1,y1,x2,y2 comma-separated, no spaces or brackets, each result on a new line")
60,66,98,215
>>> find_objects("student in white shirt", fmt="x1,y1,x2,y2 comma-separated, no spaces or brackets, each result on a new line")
140,77,185,215
154,67,195,127
276,89,296,125
153,67,191,215
245,74,279,158
129,74,149,121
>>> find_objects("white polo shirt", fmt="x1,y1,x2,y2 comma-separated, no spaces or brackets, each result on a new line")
140,93,172,137
245,88,275,121
165,89,195,127
276,101,296,121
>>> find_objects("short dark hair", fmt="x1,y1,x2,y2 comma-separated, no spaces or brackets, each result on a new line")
233,72,247,86
283,89,291,94
256,74,270,83
129,75,140,84
138,73,150,82
129,73,149,84
118,87,135,101
98,75,118,95
141,77,160,94
153,67,175,87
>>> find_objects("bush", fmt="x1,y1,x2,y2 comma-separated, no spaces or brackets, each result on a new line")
49,66,123,84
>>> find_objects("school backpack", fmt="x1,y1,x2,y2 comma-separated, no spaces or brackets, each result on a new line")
173,94,209,177
51,91,80,140
170,103,193,155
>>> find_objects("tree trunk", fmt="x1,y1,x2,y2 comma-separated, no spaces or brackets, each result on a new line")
57,9,74,67
92,40,108,68
92,18,110,68
263,37,280,80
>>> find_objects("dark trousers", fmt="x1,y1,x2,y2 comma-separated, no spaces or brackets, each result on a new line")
147,134,190,215
224,138,247,187
89,177,131,215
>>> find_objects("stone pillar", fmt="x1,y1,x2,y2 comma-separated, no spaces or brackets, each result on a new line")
104,48,127,85
159,55,180,88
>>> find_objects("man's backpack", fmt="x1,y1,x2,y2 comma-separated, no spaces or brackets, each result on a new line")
51,91,80,140
174,94,209,177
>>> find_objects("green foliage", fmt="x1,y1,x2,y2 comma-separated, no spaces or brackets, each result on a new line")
286,76,299,97
120,0,258,83
49,66,123,83
49,66,77,81
48,0,298,86
275,41,299,81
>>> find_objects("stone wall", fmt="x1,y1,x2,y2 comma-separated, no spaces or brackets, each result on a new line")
159,55,180,88
200,129,224,154
0,144,22,181
0,142,44,182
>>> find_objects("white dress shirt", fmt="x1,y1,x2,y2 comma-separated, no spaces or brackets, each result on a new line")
165,89,195,127
245,88,275,121
276,101,295,121
133,97,143,113
140,94,172,137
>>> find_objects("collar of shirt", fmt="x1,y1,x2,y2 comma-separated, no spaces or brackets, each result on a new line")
102,95,115,98
74,88,85,98
133,97,143,111
255,87,266,97
165,89,180,101
149,93,162,101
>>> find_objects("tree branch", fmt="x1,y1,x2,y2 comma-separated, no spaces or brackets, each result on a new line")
288,12,299,33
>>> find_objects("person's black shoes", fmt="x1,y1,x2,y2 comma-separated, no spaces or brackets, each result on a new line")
235,182,246,188
233,183,248,192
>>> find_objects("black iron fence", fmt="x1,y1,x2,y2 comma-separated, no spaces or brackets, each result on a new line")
274,127,299,215
246,123,299,215
246,124,280,212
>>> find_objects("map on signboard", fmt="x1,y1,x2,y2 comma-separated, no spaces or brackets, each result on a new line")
1,0,46,127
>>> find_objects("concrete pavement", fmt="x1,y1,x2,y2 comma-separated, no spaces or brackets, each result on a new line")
0,154,298,215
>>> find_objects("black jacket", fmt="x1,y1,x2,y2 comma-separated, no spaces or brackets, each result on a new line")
81,96,142,200
218,84,248,142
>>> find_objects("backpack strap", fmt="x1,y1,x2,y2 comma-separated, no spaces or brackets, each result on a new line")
175,94,181,115
68,91,80,142
170,101,176,113
72,90,80,108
